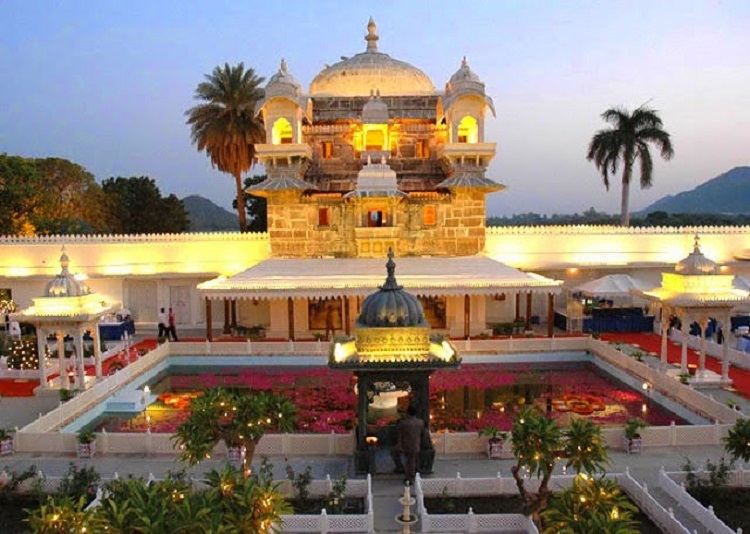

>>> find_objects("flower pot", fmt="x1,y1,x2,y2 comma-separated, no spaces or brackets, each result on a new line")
0,438,13,456
486,439,504,459
227,446,245,466
77,442,96,459
624,436,641,454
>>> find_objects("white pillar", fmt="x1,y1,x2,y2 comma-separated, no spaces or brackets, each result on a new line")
722,312,731,380
680,318,688,374
36,328,49,387
698,317,708,375
75,328,86,389
57,331,70,390
660,319,669,371
92,324,102,380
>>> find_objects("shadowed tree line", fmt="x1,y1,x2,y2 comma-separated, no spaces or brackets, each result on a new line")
0,154,188,235
488,209,750,227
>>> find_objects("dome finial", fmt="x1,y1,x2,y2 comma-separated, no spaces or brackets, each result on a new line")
461,56,469,69
693,234,701,253
383,247,401,290
59,245,70,274
280,58,288,74
365,17,379,52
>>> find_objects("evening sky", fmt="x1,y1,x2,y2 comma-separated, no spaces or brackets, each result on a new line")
0,1,748,216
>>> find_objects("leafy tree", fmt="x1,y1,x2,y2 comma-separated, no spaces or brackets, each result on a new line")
234,174,268,232
0,154,110,236
541,474,639,533
172,387,295,475
587,105,674,226
25,495,101,533
102,176,189,234
510,409,609,527
186,63,266,232
724,418,750,463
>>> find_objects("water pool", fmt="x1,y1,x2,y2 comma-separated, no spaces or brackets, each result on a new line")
70,353,695,434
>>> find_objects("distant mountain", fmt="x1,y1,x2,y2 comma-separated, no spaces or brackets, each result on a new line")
182,195,238,231
639,166,750,215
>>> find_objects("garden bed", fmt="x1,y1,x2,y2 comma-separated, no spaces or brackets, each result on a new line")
0,493,44,533
688,487,750,532
424,494,663,533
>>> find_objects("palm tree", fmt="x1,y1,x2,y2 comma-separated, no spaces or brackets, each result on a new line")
541,475,639,533
186,63,265,232
587,105,674,226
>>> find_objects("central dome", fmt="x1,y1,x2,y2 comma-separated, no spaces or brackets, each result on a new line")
357,250,428,328
309,19,435,97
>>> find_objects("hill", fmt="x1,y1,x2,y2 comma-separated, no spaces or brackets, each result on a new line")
182,195,238,231
640,166,750,215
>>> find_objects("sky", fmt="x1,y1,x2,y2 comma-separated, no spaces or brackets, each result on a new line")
0,1,748,217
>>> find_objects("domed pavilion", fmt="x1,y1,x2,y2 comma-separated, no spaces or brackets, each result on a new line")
638,235,750,382
10,248,117,390
329,249,460,474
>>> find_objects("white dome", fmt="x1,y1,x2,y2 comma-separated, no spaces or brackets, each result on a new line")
309,19,435,97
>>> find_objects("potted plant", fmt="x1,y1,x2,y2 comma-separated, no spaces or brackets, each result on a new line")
76,429,96,458
623,419,647,454
479,425,508,459
0,428,13,456
631,350,644,362
678,373,690,385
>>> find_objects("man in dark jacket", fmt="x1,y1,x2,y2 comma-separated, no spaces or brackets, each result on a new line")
391,405,427,483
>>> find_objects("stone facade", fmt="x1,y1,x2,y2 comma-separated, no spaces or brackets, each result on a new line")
251,20,500,259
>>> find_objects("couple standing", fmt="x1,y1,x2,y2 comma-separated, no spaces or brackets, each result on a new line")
158,307,178,341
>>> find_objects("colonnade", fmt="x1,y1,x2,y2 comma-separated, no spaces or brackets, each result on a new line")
204,291,558,341
34,324,104,389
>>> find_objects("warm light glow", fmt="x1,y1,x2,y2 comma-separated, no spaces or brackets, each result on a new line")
271,117,293,145
457,115,478,143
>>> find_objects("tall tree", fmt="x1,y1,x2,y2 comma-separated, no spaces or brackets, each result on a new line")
186,63,265,232
234,175,268,233
102,176,189,234
587,105,674,226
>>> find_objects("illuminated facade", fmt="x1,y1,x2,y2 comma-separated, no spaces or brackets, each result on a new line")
251,19,500,259
1,21,750,338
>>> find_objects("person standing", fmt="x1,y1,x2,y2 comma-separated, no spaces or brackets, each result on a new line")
325,304,336,341
391,405,427,483
168,307,179,342
157,308,167,339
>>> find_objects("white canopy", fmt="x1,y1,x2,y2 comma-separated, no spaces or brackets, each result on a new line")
574,274,654,297
734,276,750,292
198,256,562,300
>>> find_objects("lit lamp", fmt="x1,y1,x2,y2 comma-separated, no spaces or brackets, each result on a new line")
365,436,378,448
142,385,150,405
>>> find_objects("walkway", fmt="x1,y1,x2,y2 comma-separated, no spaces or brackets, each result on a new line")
604,332,750,399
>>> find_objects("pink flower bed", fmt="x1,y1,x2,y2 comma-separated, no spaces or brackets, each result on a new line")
93,363,685,434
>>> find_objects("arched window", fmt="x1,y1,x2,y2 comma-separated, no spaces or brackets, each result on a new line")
271,117,293,145
365,129,385,151
457,116,478,143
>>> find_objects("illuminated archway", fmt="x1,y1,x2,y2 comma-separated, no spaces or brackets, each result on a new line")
365,128,385,151
457,115,478,143
271,117,293,145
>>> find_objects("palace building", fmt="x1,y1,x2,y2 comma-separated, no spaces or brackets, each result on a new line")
1,20,750,341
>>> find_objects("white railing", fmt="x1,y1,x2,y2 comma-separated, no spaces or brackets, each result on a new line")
279,474,374,534
617,469,693,534
658,468,741,534
591,339,741,424
19,343,170,433
452,336,589,354
670,329,750,372
13,429,356,456
0,341,126,380
487,225,750,236
169,340,329,357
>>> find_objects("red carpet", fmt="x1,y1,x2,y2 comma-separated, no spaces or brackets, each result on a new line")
0,378,40,397
604,332,750,400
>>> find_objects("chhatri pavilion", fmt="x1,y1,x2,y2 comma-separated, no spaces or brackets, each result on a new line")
198,19,562,340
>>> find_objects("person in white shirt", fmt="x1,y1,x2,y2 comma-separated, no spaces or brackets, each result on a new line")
157,308,168,338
